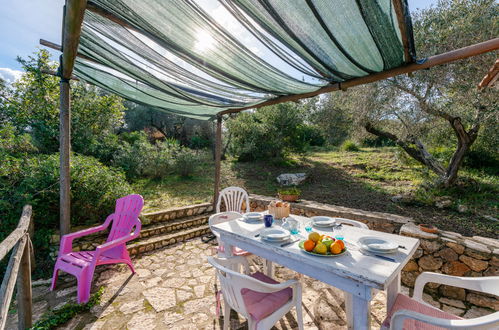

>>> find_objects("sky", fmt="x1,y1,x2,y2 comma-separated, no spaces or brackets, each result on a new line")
0,0,438,84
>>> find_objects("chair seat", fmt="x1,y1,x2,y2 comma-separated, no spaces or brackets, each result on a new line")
382,293,462,330
241,272,293,322
217,245,252,256
58,251,115,274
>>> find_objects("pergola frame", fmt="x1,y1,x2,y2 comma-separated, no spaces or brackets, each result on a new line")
50,0,499,234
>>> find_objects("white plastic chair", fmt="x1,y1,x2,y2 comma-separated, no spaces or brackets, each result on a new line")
209,211,252,257
334,217,369,229
382,272,499,329
208,256,303,330
216,186,250,213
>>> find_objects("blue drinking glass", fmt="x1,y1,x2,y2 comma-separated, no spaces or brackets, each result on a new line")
264,214,273,227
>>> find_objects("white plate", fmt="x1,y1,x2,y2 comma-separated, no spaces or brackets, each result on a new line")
243,212,262,218
311,216,336,227
261,227,290,241
358,236,398,253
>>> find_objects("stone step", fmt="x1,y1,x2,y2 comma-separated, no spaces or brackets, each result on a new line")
139,214,209,239
140,202,214,224
128,225,211,255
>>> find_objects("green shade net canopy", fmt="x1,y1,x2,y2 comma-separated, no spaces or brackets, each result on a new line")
73,0,415,120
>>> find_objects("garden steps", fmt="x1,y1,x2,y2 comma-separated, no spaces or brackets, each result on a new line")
66,203,215,255
127,224,211,255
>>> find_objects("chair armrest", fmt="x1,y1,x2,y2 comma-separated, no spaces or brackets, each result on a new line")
391,309,499,330
413,272,499,302
59,214,114,254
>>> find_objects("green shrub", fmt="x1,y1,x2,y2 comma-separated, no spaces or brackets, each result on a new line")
175,149,199,177
0,154,132,277
277,187,301,195
340,140,360,152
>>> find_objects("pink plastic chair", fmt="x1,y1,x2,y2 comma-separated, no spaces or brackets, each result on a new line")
50,194,144,303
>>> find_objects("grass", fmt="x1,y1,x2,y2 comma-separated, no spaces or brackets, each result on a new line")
134,147,498,237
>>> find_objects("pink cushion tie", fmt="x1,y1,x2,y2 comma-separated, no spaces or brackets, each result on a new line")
241,272,293,322
382,293,462,330
217,245,252,256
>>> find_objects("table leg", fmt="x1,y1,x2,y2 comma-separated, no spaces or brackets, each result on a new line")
345,290,372,330
265,259,274,278
387,272,400,312
345,293,353,329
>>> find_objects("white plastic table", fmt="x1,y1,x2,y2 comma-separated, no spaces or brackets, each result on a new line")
211,214,419,330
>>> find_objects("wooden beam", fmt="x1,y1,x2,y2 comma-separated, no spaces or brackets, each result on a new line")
59,0,86,236
61,0,87,80
219,38,499,115
0,206,32,261
392,0,412,63
478,59,499,89
40,39,94,63
17,236,32,329
213,115,222,209
41,69,79,81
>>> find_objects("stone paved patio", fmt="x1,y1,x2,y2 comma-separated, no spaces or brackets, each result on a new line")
8,237,494,329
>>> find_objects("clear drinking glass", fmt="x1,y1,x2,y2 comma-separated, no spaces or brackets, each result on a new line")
305,221,313,233
334,224,344,240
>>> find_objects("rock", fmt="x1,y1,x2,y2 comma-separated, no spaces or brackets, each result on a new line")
463,240,491,259
193,285,205,298
119,299,144,314
490,256,499,267
127,311,157,329
441,304,465,316
420,240,442,253
413,248,424,259
400,223,438,240
437,247,459,262
457,204,468,213
439,297,466,309
442,261,471,276
390,195,404,203
422,293,440,309
418,255,443,270
401,271,419,287
471,236,499,249
483,215,499,222
276,173,307,186
403,260,419,272
467,292,499,311
459,255,489,272
439,285,466,300
143,287,176,312
435,197,452,209
484,266,499,276
463,306,493,319
446,242,465,255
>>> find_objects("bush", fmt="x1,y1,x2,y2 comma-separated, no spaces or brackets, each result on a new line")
112,131,200,179
226,102,309,161
0,154,132,276
340,140,360,152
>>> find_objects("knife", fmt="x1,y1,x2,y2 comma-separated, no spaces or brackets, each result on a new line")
280,238,301,247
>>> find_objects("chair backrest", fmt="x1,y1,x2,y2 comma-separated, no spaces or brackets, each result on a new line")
335,217,369,229
216,187,250,213
207,256,260,318
107,194,144,242
209,212,242,241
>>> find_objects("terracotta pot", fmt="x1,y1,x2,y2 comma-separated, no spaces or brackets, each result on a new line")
278,194,299,202
419,224,438,233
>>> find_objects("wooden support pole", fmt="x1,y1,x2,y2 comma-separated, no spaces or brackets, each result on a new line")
59,80,71,236
58,0,87,236
16,236,32,329
213,115,222,208
219,38,499,115
392,0,412,63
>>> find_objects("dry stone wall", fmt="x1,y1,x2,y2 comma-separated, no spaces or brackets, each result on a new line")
250,194,499,313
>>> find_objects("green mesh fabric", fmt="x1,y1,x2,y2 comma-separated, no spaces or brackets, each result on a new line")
74,0,415,120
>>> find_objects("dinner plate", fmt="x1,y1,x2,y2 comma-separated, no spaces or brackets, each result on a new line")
261,227,290,241
298,240,347,257
243,212,263,222
311,216,336,227
358,236,398,253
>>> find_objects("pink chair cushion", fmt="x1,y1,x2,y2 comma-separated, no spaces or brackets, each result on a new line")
241,272,293,322
217,245,252,256
382,293,463,330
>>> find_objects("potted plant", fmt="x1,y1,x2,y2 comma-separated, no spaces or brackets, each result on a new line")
278,187,301,202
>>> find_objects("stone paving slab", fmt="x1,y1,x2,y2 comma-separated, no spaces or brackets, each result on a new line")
7,237,495,329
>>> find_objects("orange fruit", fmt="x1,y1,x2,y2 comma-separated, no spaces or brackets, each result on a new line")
303,240,316,252
308,232,321,242
330,241,342,254
335,240,345,250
